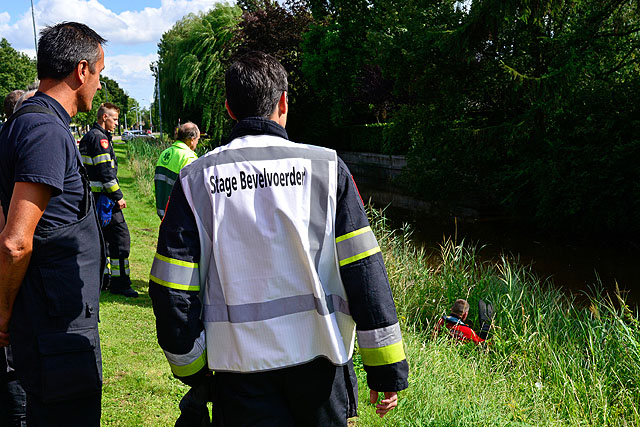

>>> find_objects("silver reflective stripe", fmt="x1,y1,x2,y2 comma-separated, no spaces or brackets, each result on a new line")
103,179,119,192
90,180,103,189
155,173,176,187
164,330,206,367
203,293,350,323
336,227,379,263
93,153,112,165
150,254,200,290
82,155,93,165
111,259,120,267
357,322,402,349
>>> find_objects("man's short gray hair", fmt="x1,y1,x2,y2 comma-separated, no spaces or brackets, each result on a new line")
177,122,200,142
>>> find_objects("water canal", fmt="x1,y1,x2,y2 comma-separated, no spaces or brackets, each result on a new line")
341,150,640,308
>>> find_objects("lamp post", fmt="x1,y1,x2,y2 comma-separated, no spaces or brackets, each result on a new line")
141,99,153,133
131,106,141,131
30,0,38,54
100,81,109,102
153,64,163,141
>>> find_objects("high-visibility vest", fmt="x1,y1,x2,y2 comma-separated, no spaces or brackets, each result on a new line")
176,135,357,372
154,141,198,218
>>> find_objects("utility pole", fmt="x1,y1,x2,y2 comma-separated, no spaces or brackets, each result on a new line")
30,0,38,54
155,65,163,141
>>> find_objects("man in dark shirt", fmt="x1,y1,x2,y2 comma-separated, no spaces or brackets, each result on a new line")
80,103,138,297
0,22,106,425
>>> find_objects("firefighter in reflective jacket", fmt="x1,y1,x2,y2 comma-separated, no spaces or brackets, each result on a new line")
79,102,138,297
154,122,199,219
149,52,409,426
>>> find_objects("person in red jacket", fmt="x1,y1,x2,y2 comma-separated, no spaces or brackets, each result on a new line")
434,299,493,344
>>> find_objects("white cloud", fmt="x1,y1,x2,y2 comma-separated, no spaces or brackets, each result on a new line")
0,0,223,49
0,0,226,105
103,53,158,105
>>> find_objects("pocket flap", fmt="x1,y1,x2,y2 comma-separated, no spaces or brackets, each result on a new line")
38,329,95,355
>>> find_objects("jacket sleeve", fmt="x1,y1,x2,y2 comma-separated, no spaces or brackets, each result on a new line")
81,130,123,201
148,177,207,386
335,157,409,392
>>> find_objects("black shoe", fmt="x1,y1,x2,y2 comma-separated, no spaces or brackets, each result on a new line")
110,287,139,298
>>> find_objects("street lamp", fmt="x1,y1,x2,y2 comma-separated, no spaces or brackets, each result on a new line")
141,99,153,133
100,81,109,102
131,106,141,131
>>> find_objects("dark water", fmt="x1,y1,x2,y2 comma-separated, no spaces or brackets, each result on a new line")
373,205,640,307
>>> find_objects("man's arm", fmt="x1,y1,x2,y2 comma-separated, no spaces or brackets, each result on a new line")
149,177,207,386
81,132,124,203
0,182,51,346
334,158,409,418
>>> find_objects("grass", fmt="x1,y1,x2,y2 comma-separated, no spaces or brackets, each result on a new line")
101,141,640,426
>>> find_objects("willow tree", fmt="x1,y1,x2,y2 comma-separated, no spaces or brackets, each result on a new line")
157,4,242,144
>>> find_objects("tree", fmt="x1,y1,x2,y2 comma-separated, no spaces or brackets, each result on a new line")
0,38,37,118
156,4,242,143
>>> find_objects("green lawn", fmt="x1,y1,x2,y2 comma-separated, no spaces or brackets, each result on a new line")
100,144,187,425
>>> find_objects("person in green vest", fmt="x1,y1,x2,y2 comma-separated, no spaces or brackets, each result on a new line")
155,122,200,219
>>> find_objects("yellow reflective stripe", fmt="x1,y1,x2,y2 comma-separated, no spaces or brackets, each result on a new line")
336,226,372,243
359,340,406,366
339,247,381,266
154,253,198,269
169,350,207,377
91,186,102,192
149,274,200,292
104,183,120,193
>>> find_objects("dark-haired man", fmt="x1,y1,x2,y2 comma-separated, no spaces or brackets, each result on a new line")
150,51,409,426
80,102,138,297
0,22,106,425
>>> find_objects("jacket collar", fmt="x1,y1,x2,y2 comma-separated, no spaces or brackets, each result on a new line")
228,117,288,142
173,140,191,150
92,122,111,139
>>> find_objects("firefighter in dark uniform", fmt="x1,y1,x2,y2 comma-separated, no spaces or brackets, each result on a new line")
0,22,106,425
79,102,138,297
150,52,409,426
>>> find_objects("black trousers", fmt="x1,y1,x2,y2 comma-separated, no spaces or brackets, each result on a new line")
26,392,101,426
103,209,131,286
211,358,357,427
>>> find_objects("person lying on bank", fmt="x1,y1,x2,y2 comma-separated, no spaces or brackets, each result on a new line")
434,299,493,344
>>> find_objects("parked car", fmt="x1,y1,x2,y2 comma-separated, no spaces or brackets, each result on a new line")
122,129,150,141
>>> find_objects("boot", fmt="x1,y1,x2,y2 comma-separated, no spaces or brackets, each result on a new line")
110,276,139,298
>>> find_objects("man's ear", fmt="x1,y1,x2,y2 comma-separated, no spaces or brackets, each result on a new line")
76,60,90,84
278,91,288,115
225,100,237,120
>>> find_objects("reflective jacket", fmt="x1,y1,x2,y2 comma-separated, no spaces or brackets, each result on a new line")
149,117,409,392
154,141,198,218
79,122,122,203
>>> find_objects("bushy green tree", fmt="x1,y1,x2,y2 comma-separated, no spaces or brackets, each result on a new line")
0,38,37,118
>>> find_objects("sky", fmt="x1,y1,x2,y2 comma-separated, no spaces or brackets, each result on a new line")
0,0,231,108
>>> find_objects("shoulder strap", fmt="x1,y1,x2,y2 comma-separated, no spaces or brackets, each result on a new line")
0,105,56,138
